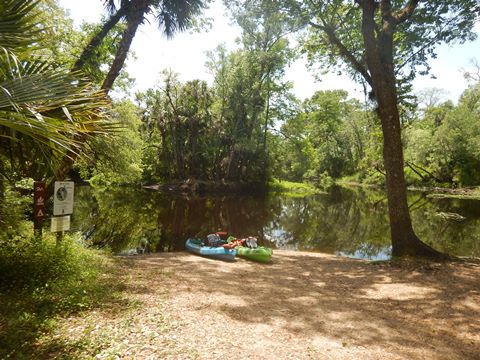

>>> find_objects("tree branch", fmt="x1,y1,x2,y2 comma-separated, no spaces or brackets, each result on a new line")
405,161,443,182
393,0,420,24
405,161,428,181
308,21,373,88
374,164,386,176
396,14,460,72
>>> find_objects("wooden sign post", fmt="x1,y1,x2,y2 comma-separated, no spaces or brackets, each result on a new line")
33,181,46,236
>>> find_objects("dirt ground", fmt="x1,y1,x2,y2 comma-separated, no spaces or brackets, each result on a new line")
54,250,480,359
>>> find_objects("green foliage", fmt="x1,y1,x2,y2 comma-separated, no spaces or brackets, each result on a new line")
76,100,144,186
270,77,480,190
0,233,103,291
272,90,379,184
137,74,215,182
136,4,296,185
268,179,320,196
36,1,134,90
298,1,478,101
0,186,31,238
0,0,111,185
0,232,121,359
36,0,79,65
403,82,480,187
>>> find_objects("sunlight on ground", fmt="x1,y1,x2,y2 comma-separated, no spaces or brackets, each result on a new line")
361,283,440,301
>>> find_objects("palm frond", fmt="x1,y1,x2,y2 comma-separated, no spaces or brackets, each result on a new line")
0,0,42,52
156,0,207,38
0,0,114,164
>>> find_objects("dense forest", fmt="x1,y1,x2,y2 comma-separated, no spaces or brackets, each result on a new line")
76,75,480,190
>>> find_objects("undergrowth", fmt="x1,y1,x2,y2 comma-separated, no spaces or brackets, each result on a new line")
0,233,125,359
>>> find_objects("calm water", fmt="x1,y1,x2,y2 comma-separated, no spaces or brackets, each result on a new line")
71,186,480,260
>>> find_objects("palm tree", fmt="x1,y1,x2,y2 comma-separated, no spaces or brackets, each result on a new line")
72,0,131,73
49,0,208,187
103,0,208,92
0,0,111,197
74,0,209,92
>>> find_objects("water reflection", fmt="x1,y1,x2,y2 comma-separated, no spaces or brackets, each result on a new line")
72,186,480,260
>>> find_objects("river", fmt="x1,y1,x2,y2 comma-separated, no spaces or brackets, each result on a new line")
71,185,480,260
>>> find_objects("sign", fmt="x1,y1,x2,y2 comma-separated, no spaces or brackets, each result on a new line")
51,215,70,232
33,181,46,222
53,181,74,215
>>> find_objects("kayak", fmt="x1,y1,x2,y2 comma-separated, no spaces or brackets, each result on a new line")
236,246,273,263
185,238,236,262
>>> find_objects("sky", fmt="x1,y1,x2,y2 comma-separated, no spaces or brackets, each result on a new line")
59,0,479,103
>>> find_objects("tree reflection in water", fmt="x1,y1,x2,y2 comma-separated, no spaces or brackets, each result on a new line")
72,186,480,259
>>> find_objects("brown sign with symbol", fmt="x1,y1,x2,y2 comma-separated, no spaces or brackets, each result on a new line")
34,181,46,232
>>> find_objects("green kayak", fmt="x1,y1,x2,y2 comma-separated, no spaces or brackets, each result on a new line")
236,246,273,263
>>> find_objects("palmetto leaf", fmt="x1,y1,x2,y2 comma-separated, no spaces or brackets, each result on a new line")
0,0,41,50
0,0,113,163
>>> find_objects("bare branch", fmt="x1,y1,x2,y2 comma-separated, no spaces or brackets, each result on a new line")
406,161,443,182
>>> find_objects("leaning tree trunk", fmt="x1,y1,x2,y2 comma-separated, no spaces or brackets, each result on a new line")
72,6,128,72
361,1,445,259
102,1,148,91
46,2,148,195
48,5,128,195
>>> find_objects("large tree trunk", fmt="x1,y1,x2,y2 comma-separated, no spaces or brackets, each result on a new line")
361,1,445,259
376,86,444,258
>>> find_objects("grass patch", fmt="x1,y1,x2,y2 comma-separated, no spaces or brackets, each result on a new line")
268,179,323,197
0,233,128,359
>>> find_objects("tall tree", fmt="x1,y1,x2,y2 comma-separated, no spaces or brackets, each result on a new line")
205,0,297,182
293,0,479,258
86,0,208,92
137,73,214,181
72,0,131,73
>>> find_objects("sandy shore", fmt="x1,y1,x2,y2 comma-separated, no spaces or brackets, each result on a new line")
53,250,480,359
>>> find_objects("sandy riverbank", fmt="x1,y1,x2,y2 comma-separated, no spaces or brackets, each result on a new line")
51,250,480,359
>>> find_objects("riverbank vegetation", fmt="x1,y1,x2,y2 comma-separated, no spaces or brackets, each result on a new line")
1,1,479,194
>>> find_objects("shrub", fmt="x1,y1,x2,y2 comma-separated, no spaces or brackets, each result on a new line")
0,232,112,308
0,232,118,359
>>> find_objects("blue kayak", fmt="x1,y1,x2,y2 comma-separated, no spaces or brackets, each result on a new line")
185,238,236,262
